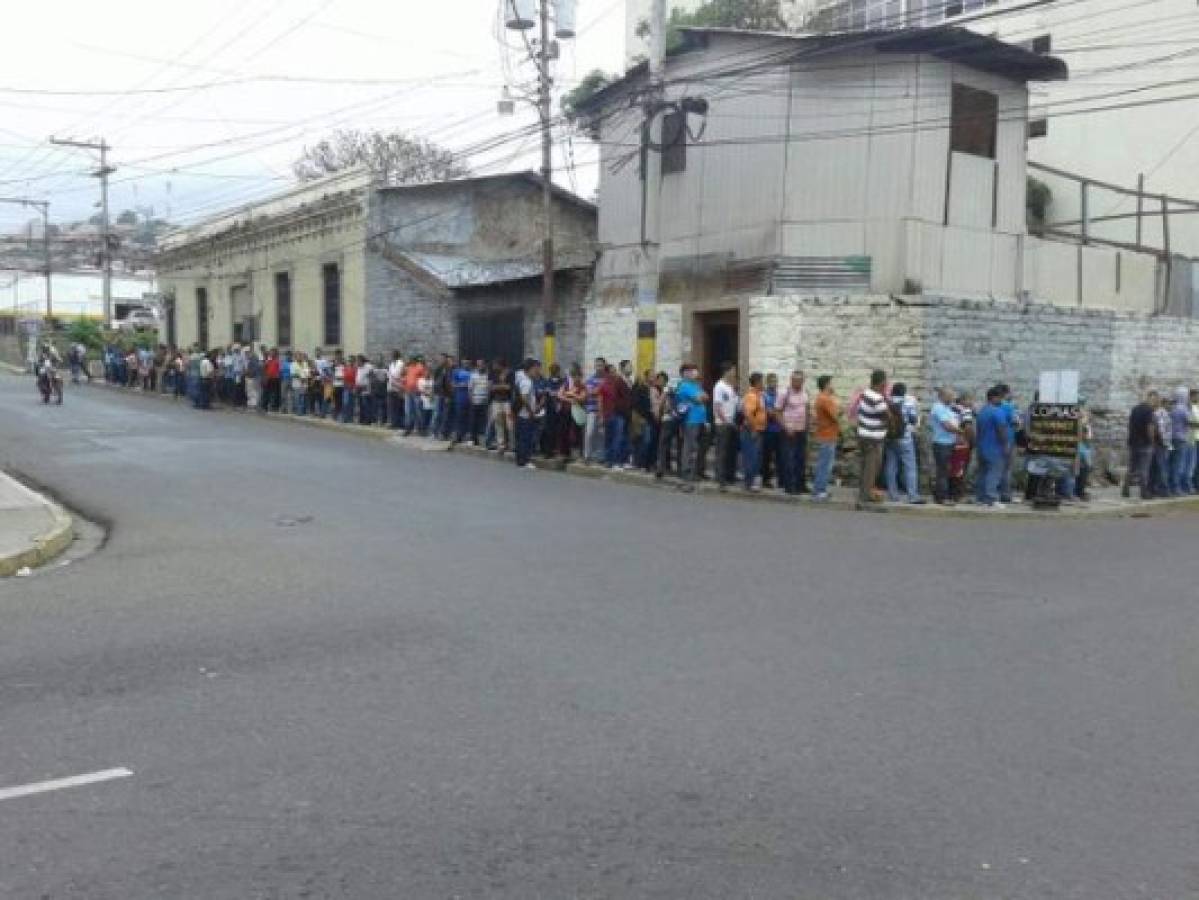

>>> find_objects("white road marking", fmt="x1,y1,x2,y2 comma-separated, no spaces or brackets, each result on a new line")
0,767,133,803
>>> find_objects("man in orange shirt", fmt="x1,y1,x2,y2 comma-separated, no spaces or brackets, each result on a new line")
740,372,768,492
811,374,842,501
402,355,426,436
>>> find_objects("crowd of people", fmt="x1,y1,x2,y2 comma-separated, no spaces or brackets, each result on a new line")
89,341,1199,508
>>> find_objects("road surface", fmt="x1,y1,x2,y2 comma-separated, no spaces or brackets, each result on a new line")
2,374,1199,899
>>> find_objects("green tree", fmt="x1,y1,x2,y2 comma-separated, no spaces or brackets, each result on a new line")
563,70,618,120
638,0,789,52
293,129,470,185
66,316,104,350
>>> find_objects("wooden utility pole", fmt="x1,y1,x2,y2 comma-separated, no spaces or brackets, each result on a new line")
538,0,556,367
636,0,667,377
50,137,114,322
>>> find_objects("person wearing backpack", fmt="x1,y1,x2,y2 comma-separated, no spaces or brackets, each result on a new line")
884,383,926,504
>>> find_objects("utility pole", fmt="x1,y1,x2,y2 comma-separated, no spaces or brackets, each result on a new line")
0,197,51,318
504,0,574,367
538,0,556,368
636,0,667,377
50,137,114,322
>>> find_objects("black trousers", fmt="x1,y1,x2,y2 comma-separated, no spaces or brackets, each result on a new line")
762,431,782,486
932,443,953,502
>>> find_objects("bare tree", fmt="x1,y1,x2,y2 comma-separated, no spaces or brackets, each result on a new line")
293,129,470,185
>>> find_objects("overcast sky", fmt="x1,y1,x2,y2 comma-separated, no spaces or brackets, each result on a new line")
0,0,626,232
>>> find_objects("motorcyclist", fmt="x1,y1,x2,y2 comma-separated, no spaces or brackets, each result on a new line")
36,347,63,405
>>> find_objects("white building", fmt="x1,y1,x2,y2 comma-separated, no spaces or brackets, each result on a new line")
794,0,1199,258
577,26,1190,380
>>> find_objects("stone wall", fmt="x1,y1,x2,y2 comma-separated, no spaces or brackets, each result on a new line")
743,294,1199,455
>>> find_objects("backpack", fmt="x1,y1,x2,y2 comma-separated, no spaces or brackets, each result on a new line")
885,399,907,440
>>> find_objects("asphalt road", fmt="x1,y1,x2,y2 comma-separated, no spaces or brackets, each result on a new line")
2,374,1199,899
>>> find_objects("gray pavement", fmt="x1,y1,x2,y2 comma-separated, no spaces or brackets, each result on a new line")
0,466,73,576
2,372,1199,898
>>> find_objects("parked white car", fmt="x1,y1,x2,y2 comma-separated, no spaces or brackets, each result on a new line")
112,309,159,331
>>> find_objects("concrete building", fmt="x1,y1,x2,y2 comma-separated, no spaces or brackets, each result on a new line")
795,0,1199,258
155,170,597,364
578,26,1199,449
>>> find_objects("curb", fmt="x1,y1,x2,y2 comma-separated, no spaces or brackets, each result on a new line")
82,381,1199,522
0,493,74,578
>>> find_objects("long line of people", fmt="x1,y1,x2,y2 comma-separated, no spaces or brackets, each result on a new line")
96,341,1199,506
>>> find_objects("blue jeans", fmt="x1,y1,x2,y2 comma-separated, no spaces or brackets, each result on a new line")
604,415,625,466
976,455,1002,504
1152,445,1172,496
740,430,761,489
515,416,536,466
781,431,808,494
404,392,421,433
292,391,307,416
885,437,920,501
339,388,355,423
454,392,471,441
998,450,1014,502
812,440,837,495
1171,439,1194,495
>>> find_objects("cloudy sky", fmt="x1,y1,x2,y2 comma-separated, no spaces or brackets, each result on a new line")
0,0,627,233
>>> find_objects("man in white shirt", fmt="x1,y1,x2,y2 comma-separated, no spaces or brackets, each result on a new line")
387,350,405,429
712,362,740,491
514,358,543,469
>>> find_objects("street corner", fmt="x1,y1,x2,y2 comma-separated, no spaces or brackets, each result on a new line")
0,471,74,578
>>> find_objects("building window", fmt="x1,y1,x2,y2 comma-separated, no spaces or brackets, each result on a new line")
1030,34,1051,54
322,263,341,347
196,287,208,349
275,271,292,347
950,83,998,159
1028,118,1048,139
661,110,687,175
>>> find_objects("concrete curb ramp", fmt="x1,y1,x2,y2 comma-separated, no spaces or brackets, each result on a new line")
83,380,1199,521
0,472,74,577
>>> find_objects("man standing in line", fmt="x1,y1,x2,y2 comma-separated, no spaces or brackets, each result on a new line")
469,359,491,445
712,362,740,492
1190,389,1199,494
1122,390,1158,500
741,372,768,493
997,384,1020,504
514,358,542,469
974,387,1010,509
884,382,925,505
262,348,282,413
675,363,709,492
777,370,810,496
403,355,425,435
583,357,606,464
811,375,840,502
855,369,890,510
655,368,682,480
1169,387,1194,496
1152,391,1173,497
450,355,472,444
387,350,406,430
760,373,783,490
929,386,962,506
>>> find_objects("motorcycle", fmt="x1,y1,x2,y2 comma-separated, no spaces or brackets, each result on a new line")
36,360,63,405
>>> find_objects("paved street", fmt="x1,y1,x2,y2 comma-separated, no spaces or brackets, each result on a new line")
2,374,1199,899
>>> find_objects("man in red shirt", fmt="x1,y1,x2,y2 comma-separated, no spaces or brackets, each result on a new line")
341,356,358,423
262,348,282,413
599,365,632,468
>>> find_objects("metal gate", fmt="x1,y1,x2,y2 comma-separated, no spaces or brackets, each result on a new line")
458,309,524,366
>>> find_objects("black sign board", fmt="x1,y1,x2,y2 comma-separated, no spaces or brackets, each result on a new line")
1027,403,1080,459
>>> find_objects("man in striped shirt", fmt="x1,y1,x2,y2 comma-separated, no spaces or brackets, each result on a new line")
856,369,890,509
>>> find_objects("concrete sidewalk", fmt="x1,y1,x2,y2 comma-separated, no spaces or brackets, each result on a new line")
0,471,74,577
86,379,1199,520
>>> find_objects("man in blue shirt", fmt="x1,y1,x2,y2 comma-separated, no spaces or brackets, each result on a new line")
674,363,709,492
997,384,1019,503
975,387,1010,508
451,357,473,444
761,373,783,489
583,357,606,464
929,386,961,505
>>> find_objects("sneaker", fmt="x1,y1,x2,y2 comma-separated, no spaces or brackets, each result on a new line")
522,463,537,471
908,497,927,505
811,492,830,502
